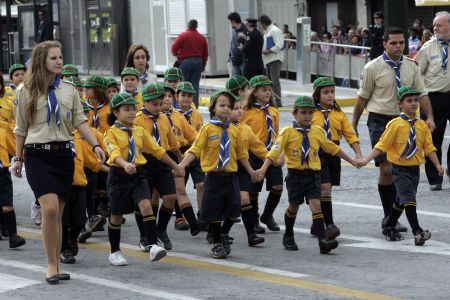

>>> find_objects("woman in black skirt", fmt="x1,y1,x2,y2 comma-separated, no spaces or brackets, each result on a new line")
12,41,105,284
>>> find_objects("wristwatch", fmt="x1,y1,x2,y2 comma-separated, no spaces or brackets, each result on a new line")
13,157,24,162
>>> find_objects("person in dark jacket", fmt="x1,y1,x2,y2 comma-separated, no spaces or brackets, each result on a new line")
369,11,384,60
36,9,53,44
239,19,264,80
228,12,248,76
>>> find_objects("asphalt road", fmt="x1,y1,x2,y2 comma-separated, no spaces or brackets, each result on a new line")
1,110,449,300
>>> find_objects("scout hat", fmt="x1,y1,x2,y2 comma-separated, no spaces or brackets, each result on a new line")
397,86,420,101
246,18,258,25
208,89,237,117
176,81,196,94
121,67,139,78
105,76,118,87
225,75,249,92
163,83,175,94
294,96,315,109
110,92,139,110
142,83,165,101
83,75,107,88
313,77,335,91
8,64,26,78
64,76,83,87
373,11,384,19
164,67,183,81
61,64,79,76
249,75,272,89
82,102,91,112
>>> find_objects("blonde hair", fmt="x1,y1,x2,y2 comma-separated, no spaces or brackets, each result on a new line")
23,40,62,124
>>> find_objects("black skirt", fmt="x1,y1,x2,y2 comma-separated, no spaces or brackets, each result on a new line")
24,146,74,200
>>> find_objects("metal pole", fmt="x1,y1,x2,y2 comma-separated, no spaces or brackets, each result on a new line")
296,17,311,85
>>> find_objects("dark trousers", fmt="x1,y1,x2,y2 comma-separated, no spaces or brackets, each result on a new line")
425,92,450,185
180,57,203,108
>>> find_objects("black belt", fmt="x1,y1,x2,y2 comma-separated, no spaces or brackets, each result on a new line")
25,142,71,150
368,112,398,119
207,171,236,177
288,168,319,176
391,164,419,170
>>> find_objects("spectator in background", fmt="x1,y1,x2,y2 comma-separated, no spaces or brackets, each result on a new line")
331,25,344,54
239,18,264,80
369,11,384,60
420,29,432,47
228,12,247,76
36,9,53,44
171,19,208,108
311,31,321,53
350,35,362,55
283,25,296,49
360,29,371,55
408,28,421,57
413,19,426,40
321,32,333,53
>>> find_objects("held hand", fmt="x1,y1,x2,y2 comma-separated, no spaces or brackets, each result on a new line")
436,164,445,177
124,163,137,175
277,156,285,167
94,147,106,164
11,161,23,178
262,50,271,55
173,166,185,178
426,119,436,133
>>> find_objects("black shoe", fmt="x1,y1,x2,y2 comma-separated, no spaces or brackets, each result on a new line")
58,273,71,280
77,229,92,243
221,234,232,255
60,250,76,264
260,214,280,231
310,224,318,236
157,231,173,250
414,230,431,246
382,227,404,241
248,234,265,246
68,239,79,256
89,215,106,232
1,226,9,238
9,234,26,249
139,236,151,252
45,274,60,285
282,234,298,251
190,223,201,237
396,222,407,233
211,243,227,259
319,239,338,254
206,231,213,244
325,224,341,240
254,223,266,234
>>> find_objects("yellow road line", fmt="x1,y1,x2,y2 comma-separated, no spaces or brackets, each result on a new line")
18,230,401,300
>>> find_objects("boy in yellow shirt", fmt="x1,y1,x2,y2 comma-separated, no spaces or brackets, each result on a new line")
255,96,358,254
163,67,183,108
121,67,143,110
61,64,79,80
362,87,444,245
8,64,26,90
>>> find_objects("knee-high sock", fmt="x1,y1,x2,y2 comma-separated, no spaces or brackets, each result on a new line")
284,209,297,236
108,222,121,253
320,196,333,226
143,215,157,245
312,212,326,240
134,210,145,237
241,204,254,236
386,201,404,228
263,188,282,217
404,202,421,234
157,205,173,232
378,184,396,217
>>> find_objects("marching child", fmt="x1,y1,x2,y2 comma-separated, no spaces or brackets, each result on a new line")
121,67,143,110
226,75,251,106
61,64,79,79
163,67,183,108
310,77,362,239
8,64,26,90
104,93,184,265
64,76,84,101
106,77,120,102
179,90,255,258
255,96,358,254
361,87,444,245
240,75,283,233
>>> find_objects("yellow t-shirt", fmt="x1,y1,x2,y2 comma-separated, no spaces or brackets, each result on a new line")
164,108,197,147
241,106,279,147
0,121,15,168
134,111,180,151
312,109,359,145
238,122,268,160
87,100,111,134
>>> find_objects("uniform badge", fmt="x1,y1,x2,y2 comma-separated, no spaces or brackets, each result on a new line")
5,93,13,97
313,150,318,157
66,111,71,119
208,134,219,141
108,146,113,152
359,74,364,80
13,99,18,106
273,145,280,150
293,149,298,156
431,55,439,61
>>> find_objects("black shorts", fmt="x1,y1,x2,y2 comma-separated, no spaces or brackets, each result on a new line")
185,159,205,185
144,154,176,197
285,169,321,205
367,112,396,167
62,186,87,227
0,169,13,207
248,155,283,192
237,162,251,192
319,151,341,186
392,164,420,205
200,172,241,222
107,166,151,215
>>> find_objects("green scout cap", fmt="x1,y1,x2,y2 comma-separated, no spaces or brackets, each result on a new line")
64,76,83,87
82,103,91,112
164,67,183,81
176,81,196,94
105,76,118,87
121,67,139,78
313,77,335,91
163,83,175,94
225,75,249,91
83,75,107,88
249,75,272,88
397,86,420,101
294,96,315,109
8,64,26,77
61,64,79,76
110,93,139,110
142,83,165,101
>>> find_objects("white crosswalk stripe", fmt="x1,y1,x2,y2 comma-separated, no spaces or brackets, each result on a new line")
0,272,40,293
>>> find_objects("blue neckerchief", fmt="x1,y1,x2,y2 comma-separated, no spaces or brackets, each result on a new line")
293,120,310,164
47,75,61,129
438,39,449,73
85,100,105,129
69,141,76,159
10,84,16,90
139,73,148,86
177,108,193,124
173,98,180,109
316,103,333,140
142,108,161,145
399,113,419,160
0,159,2,170
382,51,403,89
114,121,136,163
165,108,175,133
209,118,230,170
254,102,276,149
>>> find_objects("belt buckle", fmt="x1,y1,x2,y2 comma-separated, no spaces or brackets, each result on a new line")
44,144,51,150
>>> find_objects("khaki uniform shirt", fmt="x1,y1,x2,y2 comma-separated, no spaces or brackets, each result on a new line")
14,81,87,144
414,38,450,93
358,55,427,115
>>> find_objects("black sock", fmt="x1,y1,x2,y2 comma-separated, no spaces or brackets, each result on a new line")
2,209,17,235
180,203,199,228
386,201,404,227
249,192,259,224
210,222,222,244
157,205,173,232
263,188,282,217
61,226,70,252
378,184,396,217
320,196,333,226
404,202,422,234
135,211,145,237
221,218,234,234
152,204,159,220
241,204,254,235
284,209,297,236
143,215,157,245
108,222,121,253
312,212,326,240
174,201,183,218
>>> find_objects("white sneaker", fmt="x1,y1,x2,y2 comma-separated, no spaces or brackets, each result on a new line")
109,251,128,266
30,201,42,226
149,244,167,262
